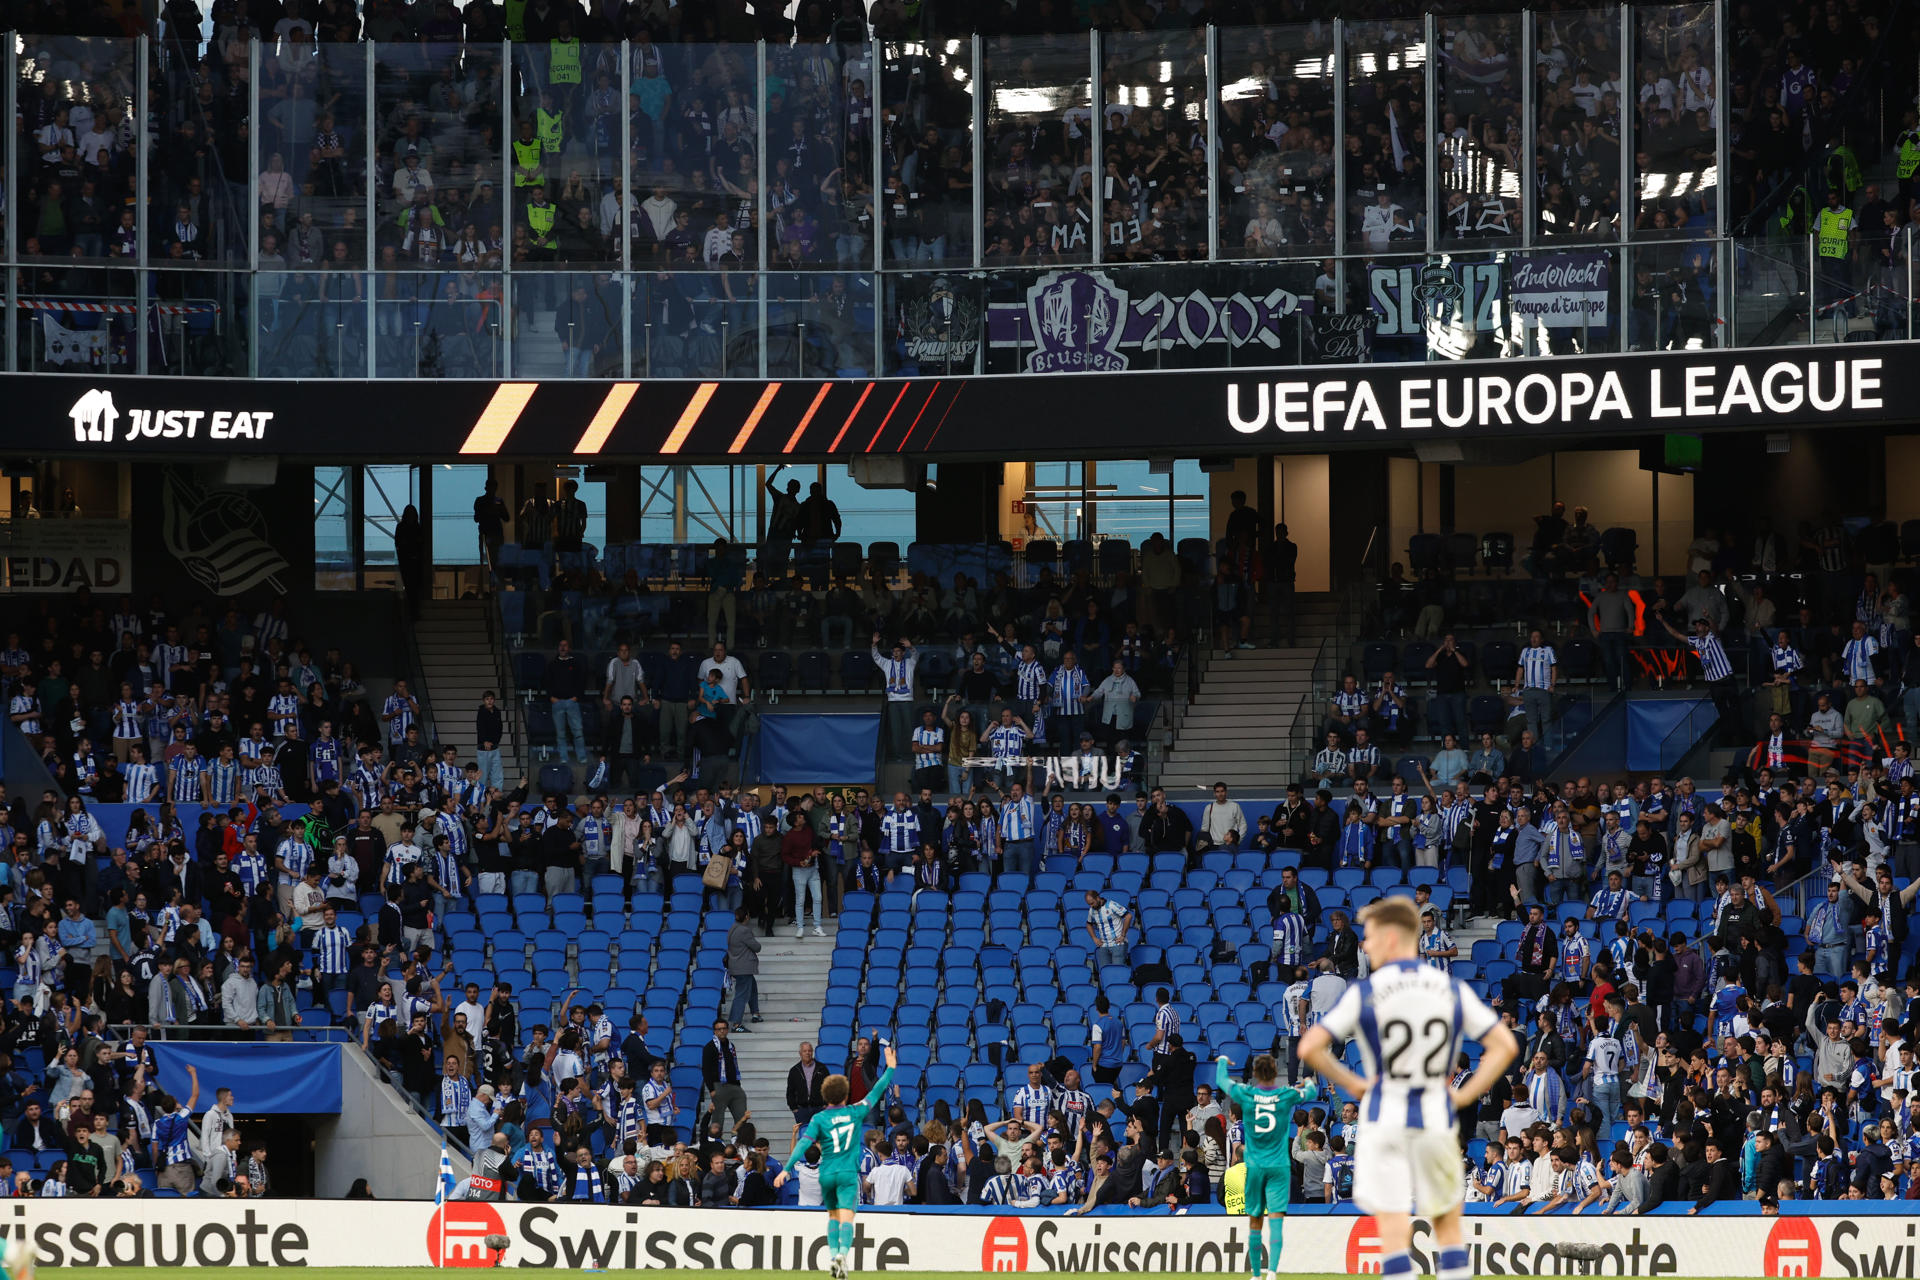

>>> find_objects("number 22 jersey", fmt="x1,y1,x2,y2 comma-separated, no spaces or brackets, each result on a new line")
1318,958,1499,1131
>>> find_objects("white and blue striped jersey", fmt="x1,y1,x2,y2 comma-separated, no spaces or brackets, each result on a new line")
1271,912,1307,965
1001,796,1036,841
641,1077,675,1125
276,837,312,883
880,808,921,857
382,693,415,742
203,758,239,804
1689,632,1733,683
1010,1083,1053,1126
1586,1033,1622,1084
1277,980,1308,1035
167,754,203,803
310,924,352,974
1517,646,1557,689
1015,660,1048,706
123,761,158,802
912,724,944,769
267,693,300,736
1842,636,1879,684
1318,958,1498,1130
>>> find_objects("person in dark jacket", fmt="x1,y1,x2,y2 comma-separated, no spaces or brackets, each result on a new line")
1269,866,1322,929
1144,1033,1197,1155
1641,1142,1678,1207
787,1041,826,1131
1138,789,1192,854
918,1146,959,1204
1688,1138,1740,1212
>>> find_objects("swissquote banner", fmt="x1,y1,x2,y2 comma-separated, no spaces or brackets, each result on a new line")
0,1198,1909,1274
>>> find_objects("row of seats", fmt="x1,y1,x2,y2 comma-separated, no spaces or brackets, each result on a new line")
496,537,1219,590
1404,528,1641,576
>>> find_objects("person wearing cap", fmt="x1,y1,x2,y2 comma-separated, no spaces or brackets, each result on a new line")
466,1083,507,1150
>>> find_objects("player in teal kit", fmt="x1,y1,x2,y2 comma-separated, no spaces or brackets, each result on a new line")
775,1039,897,1278
1216,1053,1317,1280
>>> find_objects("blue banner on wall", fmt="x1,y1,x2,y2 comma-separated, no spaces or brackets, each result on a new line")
1626,698,1713,772
758,713,879,782
155,1042,341,1114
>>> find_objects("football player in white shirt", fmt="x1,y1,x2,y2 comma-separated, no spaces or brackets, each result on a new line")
1299,897,1518,1280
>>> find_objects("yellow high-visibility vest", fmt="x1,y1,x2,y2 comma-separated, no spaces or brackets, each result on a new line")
536,107,565,156
549,38,581,85
512,137,544,187
1817,206,1854,259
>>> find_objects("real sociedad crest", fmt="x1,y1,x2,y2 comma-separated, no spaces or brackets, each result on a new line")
161,468,290,596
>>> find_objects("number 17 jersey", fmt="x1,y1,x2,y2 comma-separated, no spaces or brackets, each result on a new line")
789,1067,896,1179
1319,958,1498,1131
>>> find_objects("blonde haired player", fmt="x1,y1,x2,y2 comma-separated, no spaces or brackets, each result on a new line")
1298,897,1518,1280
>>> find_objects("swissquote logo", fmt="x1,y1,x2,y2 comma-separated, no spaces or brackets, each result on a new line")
1346,1216,1384,1274
67,388,273,444
1764,1216,1824,1277
427,1200,505,1267
981,1215,1030,1272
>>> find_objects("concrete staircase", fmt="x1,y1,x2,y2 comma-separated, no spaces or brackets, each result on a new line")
512,305,567,376
1158,646,1321,791
414,598,521,771
1157,595,1349,793
729,917,840,1147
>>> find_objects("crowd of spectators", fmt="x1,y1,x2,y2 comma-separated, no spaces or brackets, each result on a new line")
9,0,1920,371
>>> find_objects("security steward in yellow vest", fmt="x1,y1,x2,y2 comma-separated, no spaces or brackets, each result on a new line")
548,20,582,108
1898,112,1920,204
512,119,545,195
1815,187,1856,315
536,90,566,163
524,185,559,262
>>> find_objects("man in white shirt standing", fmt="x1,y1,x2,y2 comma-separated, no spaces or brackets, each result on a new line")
867,1158,915,1205
1200,781,1247,851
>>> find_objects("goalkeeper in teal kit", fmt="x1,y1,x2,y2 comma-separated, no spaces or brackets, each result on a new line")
775,1039,897,1279
1217,1053,1317,1280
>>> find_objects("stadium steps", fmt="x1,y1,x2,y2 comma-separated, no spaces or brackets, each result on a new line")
729,916,841,1123
511,306,568,376
414,599,519,769
1158,646,1320,791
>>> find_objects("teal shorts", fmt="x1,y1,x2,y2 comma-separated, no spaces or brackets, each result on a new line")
819,1169,860,1211
1243,1163,1292,1217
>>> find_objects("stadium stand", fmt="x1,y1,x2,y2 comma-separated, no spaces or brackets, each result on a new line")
6,0,1920,1224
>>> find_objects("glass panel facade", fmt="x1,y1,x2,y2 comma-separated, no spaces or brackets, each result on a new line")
1100,30,1208,262
768,36,868,270
313,464,355,591
2,20,1917,376
1436,13,1520,247
1345,21,1427,255
983,35,1093,264
1217,23,1335,260
880,38,972,269
1630,4,1717,240
1532,8,1622,242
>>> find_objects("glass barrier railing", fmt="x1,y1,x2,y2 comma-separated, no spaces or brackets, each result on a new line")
3,17,1909,377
